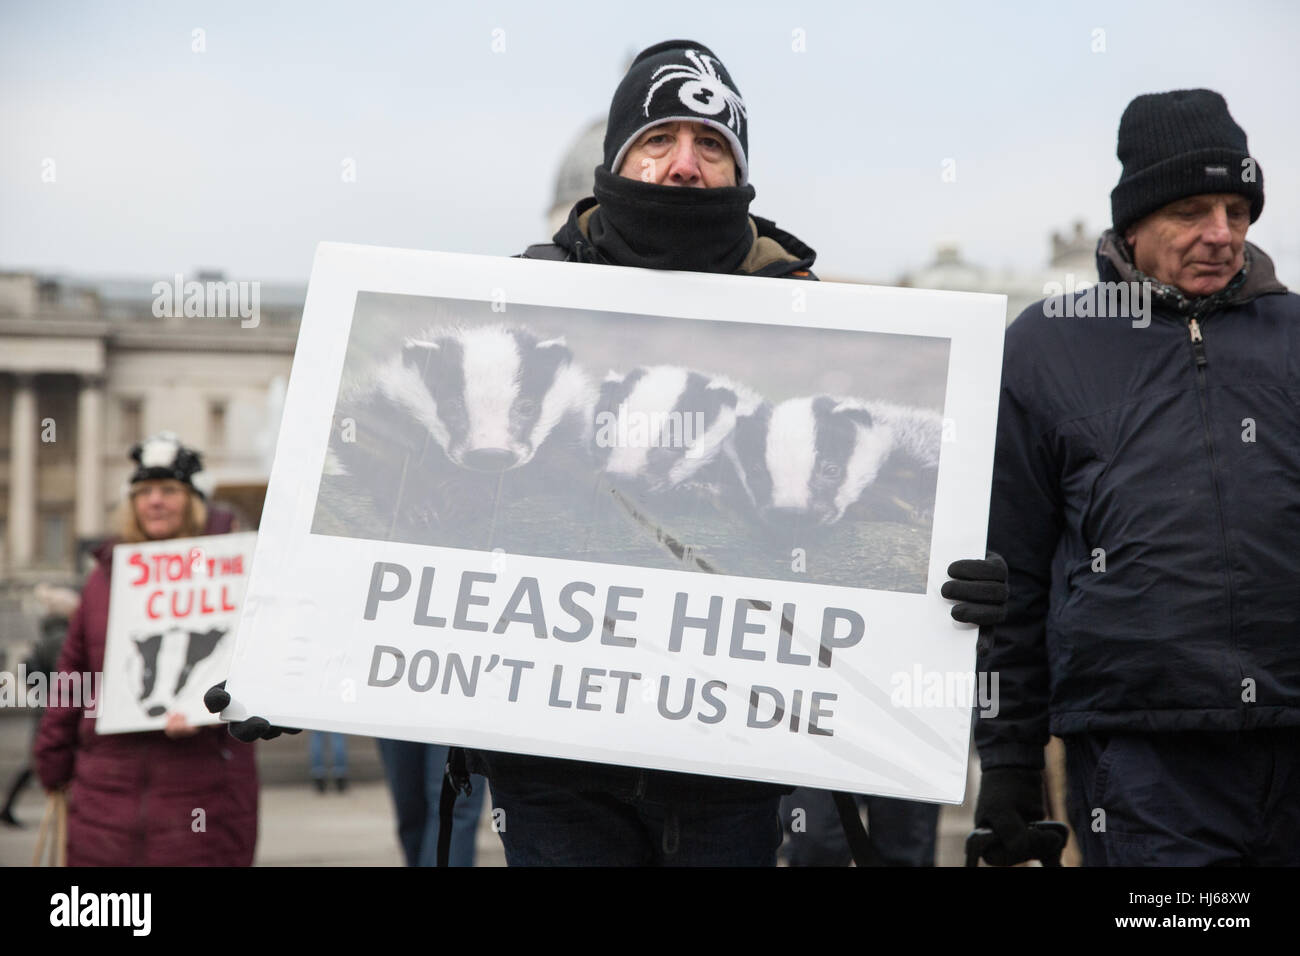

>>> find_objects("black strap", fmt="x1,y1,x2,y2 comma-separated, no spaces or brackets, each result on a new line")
436,747,472,868
831,791,886,867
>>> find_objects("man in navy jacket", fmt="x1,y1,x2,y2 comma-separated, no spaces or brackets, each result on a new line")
974,89,1300,866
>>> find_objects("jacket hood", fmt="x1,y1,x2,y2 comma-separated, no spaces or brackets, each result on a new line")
1096,228,1288,306
554,196,816,278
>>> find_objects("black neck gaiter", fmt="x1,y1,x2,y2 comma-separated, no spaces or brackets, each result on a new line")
586,165,757,273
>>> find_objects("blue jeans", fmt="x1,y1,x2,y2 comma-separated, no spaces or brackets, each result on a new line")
780,786,939,866
485,774,784,866
376,739,485,867
308,732,348,780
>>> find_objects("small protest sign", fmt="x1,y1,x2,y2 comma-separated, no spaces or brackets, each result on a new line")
97,532,257,734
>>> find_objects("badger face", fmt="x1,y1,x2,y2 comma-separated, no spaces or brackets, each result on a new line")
736,396,896,529
132,626,227,718
594,366,763,491
391,326,593,472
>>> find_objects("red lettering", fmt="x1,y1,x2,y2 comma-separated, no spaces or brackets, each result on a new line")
222,585,236,612
200,588,216,615
146,590,164,619
129,552,149,587
171,589,193,618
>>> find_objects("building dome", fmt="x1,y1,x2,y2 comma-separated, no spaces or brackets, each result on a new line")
548,118,606,236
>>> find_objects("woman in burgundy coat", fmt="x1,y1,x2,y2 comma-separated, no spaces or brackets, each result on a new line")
34,433,259,866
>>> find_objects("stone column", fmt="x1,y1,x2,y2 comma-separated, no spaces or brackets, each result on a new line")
76,375,105,538
8,374,37,569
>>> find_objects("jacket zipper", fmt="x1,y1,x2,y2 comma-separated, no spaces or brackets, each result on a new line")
1185,315,1244,708
1188,317,1205,365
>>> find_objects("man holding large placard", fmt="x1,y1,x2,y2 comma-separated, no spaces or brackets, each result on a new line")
490,39,1002,867
212,38,1009,868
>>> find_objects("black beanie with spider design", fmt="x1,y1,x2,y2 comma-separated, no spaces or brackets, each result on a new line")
603,40,749,185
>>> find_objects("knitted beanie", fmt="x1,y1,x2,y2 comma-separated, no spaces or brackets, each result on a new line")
1111,89,1263,233
604,40,749,185
129,431,207,498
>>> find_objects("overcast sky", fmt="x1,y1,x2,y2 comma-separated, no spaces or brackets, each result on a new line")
4,0,1298,287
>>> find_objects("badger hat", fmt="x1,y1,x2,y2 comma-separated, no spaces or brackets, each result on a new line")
129,431,209,498
604,39,749,185
1111,88,1264,233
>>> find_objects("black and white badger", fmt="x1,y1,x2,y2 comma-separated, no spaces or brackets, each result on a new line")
729,395,942,529
131,626,227,718
592,365,765,499
390,324,594,472
320,325,595,542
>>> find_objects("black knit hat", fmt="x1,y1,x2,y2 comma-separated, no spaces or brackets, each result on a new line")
604,40,749,185
129,432,207,498
1111,89,1263,233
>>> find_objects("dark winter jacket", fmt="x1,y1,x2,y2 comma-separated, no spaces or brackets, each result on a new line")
464,198,817,802
975,233,1300,770
33,507,259,866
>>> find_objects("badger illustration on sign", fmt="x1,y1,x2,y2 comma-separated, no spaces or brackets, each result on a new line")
847,399,943,523
855,399,943,470
593,365,764,497
131,626,227,718
392,325,594,472
322,325,596,542
730,396,942,529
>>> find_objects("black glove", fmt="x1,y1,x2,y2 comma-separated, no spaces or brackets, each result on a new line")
204,681,302,743
973,766,1063,866
942,551,1008,626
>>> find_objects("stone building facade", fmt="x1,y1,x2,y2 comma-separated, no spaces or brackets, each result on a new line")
0,272,300,582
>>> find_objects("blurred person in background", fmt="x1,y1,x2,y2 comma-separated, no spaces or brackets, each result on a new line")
0,584,79,827
34,433,260,866
375,739,485,867
308,730,349,793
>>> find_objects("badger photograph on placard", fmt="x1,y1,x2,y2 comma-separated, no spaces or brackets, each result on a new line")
312,291,950,592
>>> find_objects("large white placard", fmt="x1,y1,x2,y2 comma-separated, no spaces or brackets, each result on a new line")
98,532,257,734
223,243,1005,802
